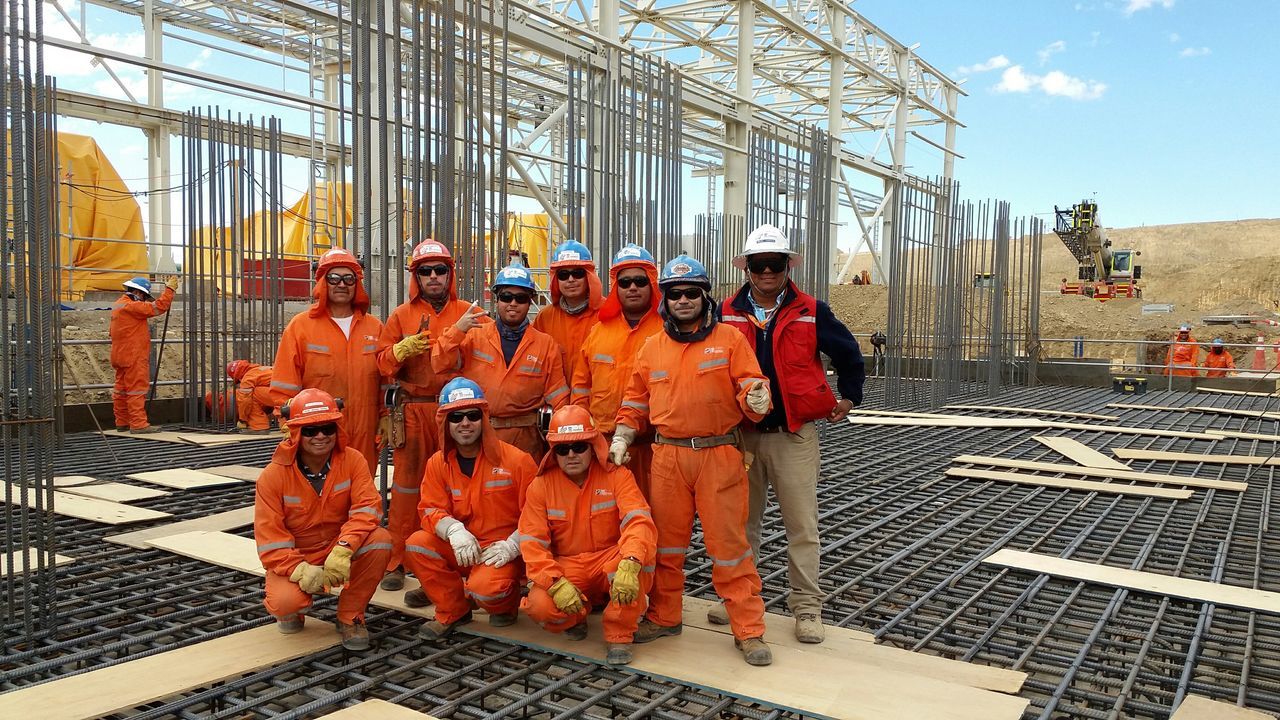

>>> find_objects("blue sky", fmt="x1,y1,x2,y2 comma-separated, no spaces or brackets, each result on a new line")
856,0,1280,229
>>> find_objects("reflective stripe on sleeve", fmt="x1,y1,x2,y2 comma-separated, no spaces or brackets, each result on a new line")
257,540,296,553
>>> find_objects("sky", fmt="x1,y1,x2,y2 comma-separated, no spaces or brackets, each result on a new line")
855,0,1280,230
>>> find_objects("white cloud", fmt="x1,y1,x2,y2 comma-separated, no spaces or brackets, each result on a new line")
1168,32,1181,42
1179,46,1211,57
994,65,1106,101
957,55,1011,75
1037,40,1067,65
995,65,1036,93
1123,0,1174,16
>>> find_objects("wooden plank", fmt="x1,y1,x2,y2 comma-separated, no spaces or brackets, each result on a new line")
126,468,244,489
952,455,1246,492
848,416,1048,429
1,547,75,574
0,481,172,525
0,621,338,720
202,464,265,482
101,429,244,446
1112,448,1280,466
945,404,1120,421
945,468,1193,500
1106,403,1280,422
1197,387,1280,398
1042,421,1219,441
1032,436,1132,471
316,700,442,719
52,475,96,487
985,548,1280,614
1206,430,1280,443
1106,402,1187,411
1170,695,1277,720
104,506,254,549
60,482,171,503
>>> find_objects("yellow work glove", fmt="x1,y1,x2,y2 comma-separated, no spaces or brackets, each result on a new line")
165,275,181,291
290,561,327,594
392,332,431,362
376,415,393,447
323,545,354,587
548,577,586,615
279,423,291,437
609,558,643,605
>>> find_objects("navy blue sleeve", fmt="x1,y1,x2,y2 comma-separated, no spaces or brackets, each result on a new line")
815,301,864,406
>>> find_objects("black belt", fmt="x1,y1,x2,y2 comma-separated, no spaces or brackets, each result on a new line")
654,430,739,450
752,425,786,434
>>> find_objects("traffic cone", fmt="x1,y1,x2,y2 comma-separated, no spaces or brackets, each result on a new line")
1253,336,1267,371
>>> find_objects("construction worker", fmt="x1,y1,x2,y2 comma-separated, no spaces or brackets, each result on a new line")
570,243,664,496
1204,338,1237,378
613,254,774,666
253,388,392,651
432,260,569,458
532,240,603,380
375,239,474,592
226,360,275,434
402,378,538,636
272,248,387,473
517,406,657,666
715,223,865,644
1165,324,1201,377
110,274,179,433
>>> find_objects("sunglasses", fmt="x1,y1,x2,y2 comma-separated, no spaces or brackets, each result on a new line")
447,409,484,424
553,441,591,457
300,423,338,437
497,292,532,305
416,264,450,277
325,273,359,286
665,287,704,302
616,275,650,289
747,257,789,274
556,268,587,281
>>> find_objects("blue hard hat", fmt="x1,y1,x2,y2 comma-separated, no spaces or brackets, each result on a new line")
1212,338,1224,346
611,242,656,268
439,377,487,411
659,254,711,289
123,276,153,296
550,240,593,266
492,259,538,293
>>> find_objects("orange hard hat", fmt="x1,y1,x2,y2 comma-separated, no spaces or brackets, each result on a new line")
545,405,598,444
281,388,345,427
409,238,453,270
225,359,251,380
314,247,363,280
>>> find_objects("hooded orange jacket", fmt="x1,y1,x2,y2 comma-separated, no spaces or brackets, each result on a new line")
1165,335,1200,377
1204,350,1237,377
109,287,175,368
532,266,603,380
431,322,570,419
376,265,472,397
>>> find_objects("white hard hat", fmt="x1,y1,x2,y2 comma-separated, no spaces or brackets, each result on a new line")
733,224,801,271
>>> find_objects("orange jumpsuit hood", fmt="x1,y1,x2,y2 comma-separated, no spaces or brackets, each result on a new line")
598,262,660,322
309,261,371,318
436,401,505,463
407,254,458,305
548,260,604,311
537,430,611,474
229,361,260,382
270,422,352,466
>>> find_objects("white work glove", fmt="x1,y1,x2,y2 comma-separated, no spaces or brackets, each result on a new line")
745,381,772,415
437,517,481,567
481,538,521,568
609,424,637,466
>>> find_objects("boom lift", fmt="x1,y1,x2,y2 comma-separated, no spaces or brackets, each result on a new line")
1053,201,1142,301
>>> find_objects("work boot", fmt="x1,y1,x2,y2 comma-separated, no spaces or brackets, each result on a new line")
380,569,405,591
795,613,825,644
131,425,161,434
336,618,371,651
488,612,517,627
605,643,633,665
276,614,304,634
114,425,129,432
418,611,472,640
403,588,430,608
565,622,588,641
735,637,772,666
632,618,681,644
706,601,729,626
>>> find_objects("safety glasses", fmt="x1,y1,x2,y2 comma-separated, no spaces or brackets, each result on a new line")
664,287,703,302
616,275,649,289
416,264,450,277
556,268,587,281
447,409,484,424
746,257,789,274
553,441,591,456
325,273,359,286
300,423,338,438
497,291,532,305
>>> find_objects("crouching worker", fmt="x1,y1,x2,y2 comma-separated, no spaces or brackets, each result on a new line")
518,406,656,665
404,378,538,638
253,388,392,651
226,359,275,434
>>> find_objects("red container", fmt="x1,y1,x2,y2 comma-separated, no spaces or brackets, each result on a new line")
241,259,313,300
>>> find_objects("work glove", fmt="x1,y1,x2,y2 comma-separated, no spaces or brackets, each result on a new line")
481,538,520,568
290,561,327,594
609,424,637,466
548,577,586,615
375,415,393,447
322,544,353,587
236,420,249,430
745,381,772,415
392,332,431,362
164,275,181,291
609,558,643,605
438,517,481,567
279,423,291,437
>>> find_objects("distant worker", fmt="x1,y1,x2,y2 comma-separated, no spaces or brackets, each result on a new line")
1165,324,1201,377
226,359,275,434
613,254,774,666
870,330,887,376
716,224,865,644
403,378,538,635
517,406,656,666
110,274,180,433
570,243,664,496
1203,338,1237,378
253,388,391,651
433,260,569,458
272,248,387,472
375,239,473,593
533,240,603,380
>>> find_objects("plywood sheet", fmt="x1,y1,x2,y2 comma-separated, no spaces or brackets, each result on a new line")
1032,436,1131,470
945,468,1193,500
0,481,171,525
52,475,96,487
104,506,254,549
101,429,244,446
1170,695,1277,719
202,464,265,482
952,455,1246,492
0,621,337,720
60,482,170,503
984,549,1280,614
1,547,75,574
945,404,1120,421
317,700,441,719
1112,448,1280,466
126,468,244,489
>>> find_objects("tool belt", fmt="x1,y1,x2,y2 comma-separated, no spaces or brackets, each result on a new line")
655,428,741,450
490,412,539,429
385,388,439,450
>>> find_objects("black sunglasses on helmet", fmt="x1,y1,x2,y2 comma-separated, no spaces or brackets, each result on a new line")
416,264,450,277
746,256,789,274
447,409,484,424
553,441,591,456
497,291,532,304
665,287,704,301
299,423,338,437
556,268,587,281
616,275,649,289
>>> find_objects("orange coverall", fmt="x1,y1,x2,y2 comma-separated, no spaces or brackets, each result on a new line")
532,269,603,380
403,419,538,625
376,281,472,572
109,286,175,429
432,322,569,457
233,364,275,431
518,455,656,641
616,322,770,641
1165,335,1200,377
254,436,391,624
1204,350,1237,378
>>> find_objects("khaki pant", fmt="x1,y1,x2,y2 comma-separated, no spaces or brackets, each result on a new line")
743,422,821,614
